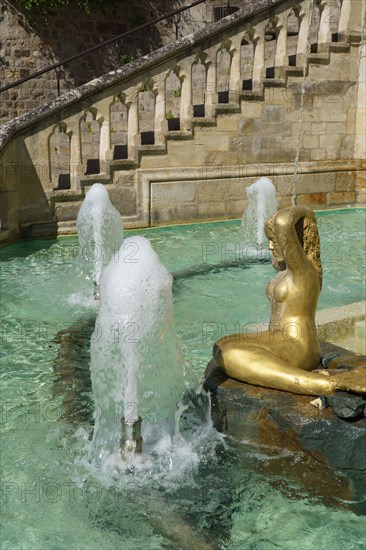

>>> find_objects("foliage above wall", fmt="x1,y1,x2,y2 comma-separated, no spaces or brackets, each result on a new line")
17,0,116,16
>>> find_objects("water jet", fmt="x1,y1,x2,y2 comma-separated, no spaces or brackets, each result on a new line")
240,177,277,259
89,235,186,467
76,183,124,296
120,416,143,459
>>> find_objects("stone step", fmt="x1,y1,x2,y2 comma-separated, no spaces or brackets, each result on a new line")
136,144,167,158
54,201,83,222
283,66,304,77
166,130,193,140
80,175,111,187
215,102,241,115
21,220,58,238
329,41,350,53
308,52,330,64
51,190,84,203
262,77,286,87
56,221,78,235
192,116,216,126
110,159,138,171
240,89,264,101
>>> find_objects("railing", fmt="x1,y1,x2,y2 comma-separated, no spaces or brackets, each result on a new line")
0,0,208,97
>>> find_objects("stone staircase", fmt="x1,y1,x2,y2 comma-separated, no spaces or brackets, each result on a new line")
0,0,365,241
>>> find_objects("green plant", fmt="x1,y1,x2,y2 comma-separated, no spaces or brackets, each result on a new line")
140,83,150,92
86,122,92,133
173,89,181,98
120,54,133,65
18,0,114,18
165,111,174,120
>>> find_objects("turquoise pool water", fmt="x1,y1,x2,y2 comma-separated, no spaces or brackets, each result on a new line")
1,209,365,549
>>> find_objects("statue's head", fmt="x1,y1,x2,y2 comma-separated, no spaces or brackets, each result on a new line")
266,228,286,272
265,209,322,288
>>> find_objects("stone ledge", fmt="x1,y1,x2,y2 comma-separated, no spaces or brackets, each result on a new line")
316,301,366,342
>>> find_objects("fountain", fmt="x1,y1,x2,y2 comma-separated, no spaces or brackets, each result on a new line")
76,183,124,298
2,205,366,547
1,0,365,543
89,235,187,466
239,177,277,259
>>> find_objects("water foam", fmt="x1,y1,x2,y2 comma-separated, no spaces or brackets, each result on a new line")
89,236,188,471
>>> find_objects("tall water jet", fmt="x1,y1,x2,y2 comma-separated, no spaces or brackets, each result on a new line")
89,236,186,466
240,177,277,259
76,184,124,297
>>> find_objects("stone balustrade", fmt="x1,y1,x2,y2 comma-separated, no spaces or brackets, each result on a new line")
0,0,365,241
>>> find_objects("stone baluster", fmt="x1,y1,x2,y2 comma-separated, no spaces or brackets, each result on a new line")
296,0,311,63
153,70,169,145
275,13,289,67
96,118,110,175
69,120,82,190
229,35,242,103
180,61,193,131
124,85,140,158
205,47,218,117
98,98,112,172
318,0,332,47
252,21,267,83
338,0,366,41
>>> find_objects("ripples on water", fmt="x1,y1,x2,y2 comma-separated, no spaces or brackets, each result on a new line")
1,210,365,549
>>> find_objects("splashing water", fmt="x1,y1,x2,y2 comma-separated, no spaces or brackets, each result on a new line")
240,177,277,260
89,236,188,472
76,184,124,287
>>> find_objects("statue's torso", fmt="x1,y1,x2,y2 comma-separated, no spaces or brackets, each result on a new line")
264,268,321,369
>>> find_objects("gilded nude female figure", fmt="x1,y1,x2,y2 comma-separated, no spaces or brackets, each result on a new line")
213,206,365,396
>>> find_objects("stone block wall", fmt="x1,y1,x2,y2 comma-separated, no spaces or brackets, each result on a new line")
0,0,364,242
0,0,253,123
0,0,208,122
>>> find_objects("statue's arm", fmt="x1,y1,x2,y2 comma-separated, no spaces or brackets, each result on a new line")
274,206,315,272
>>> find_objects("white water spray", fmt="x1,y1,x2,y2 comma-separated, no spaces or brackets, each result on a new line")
89,236,186,465
76,184,123,288
240,177,277,259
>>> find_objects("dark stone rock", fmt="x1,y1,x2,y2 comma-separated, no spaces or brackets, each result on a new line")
202,362,228,393
203,346,366,474
327,391,366,420
329,354,366,369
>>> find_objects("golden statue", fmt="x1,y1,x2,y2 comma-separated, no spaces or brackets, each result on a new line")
213,206,366,396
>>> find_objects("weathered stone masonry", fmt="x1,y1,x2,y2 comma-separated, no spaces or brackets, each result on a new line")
0,0,250,122
0,0,365,242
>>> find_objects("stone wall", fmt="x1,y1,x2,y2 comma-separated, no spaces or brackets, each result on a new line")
0,0,252,123
0,0,200,122
0,0,364,242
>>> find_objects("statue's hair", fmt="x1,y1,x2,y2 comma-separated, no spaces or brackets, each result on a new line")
296,216,322,288
265,213,322,288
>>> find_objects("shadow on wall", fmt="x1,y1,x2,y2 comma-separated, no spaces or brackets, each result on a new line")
0,134,53,238
1,0,184,121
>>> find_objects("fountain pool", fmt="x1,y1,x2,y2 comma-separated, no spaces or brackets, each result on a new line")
1,208,365,549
